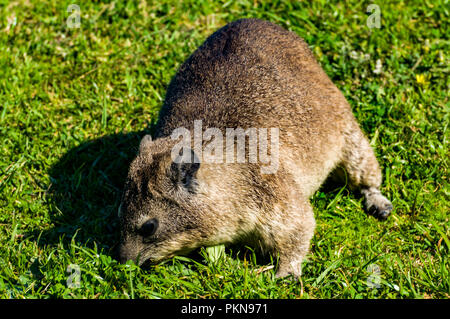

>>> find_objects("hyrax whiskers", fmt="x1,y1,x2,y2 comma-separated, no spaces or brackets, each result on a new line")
119,18,393,278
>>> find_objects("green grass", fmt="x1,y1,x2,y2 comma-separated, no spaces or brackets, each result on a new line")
0,0,448,299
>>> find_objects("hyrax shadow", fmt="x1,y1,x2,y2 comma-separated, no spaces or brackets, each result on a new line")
42,132,148,254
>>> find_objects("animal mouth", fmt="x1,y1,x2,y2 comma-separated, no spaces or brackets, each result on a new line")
139,258,154,269
137,250,172,268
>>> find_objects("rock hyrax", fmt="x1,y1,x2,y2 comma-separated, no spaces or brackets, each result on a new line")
118,18,393,278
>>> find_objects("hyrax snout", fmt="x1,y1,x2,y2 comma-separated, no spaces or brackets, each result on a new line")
118,18,393,278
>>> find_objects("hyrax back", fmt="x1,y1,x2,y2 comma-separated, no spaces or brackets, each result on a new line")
119,19,392,278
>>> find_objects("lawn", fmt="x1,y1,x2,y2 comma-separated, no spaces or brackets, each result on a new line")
0,0,448,299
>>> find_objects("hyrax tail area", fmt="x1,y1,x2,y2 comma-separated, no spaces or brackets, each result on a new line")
340,122,393,220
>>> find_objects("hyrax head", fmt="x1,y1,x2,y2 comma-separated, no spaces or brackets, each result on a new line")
118,135,204,266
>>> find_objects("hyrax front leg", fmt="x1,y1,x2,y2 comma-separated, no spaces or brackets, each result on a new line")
341,124,393,220
269,200,316,278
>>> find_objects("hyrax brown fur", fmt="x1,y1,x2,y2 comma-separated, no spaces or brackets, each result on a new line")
118,18,393,278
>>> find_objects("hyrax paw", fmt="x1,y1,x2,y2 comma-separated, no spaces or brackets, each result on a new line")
275,259,303,279
275,269,293,279
362,188,393,221
367,201,393,220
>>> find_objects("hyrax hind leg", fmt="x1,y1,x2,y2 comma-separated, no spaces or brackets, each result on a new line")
338,122,393,220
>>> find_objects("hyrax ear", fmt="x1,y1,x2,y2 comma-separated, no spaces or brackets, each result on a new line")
139,135,153,156
169,148,200,190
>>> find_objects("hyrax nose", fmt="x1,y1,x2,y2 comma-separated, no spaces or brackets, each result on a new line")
118,243,137,264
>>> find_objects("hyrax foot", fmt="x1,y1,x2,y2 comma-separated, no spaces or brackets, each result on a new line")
275,257,303,279
361,187,393,220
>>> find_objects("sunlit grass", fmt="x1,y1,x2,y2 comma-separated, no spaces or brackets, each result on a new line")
0,0,448,298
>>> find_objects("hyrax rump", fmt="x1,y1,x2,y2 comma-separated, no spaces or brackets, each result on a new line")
119,18,393,278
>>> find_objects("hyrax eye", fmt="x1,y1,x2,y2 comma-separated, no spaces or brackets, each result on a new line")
139,218,158,237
